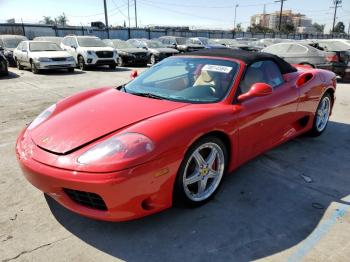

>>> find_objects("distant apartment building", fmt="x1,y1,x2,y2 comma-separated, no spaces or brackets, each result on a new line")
250,10,317,33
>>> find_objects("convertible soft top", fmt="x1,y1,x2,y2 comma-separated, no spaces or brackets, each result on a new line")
184,48,297,74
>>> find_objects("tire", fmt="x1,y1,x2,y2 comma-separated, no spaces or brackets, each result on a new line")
16,59,23,70
78,56,87,71
109,64,116,70
150,54,156,65
173,136,228,207
31,62,40,74
117,57,124,67
67,68,74,72
309,93,332,137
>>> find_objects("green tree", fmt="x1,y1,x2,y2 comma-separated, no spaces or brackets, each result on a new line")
280,23,295,34
236,23,242,33
56,13,68,26
41,16,55,25
248,23,274,33
333,21,345,33
313,23,325,33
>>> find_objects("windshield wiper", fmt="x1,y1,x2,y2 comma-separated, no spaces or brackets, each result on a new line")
131,92,165,100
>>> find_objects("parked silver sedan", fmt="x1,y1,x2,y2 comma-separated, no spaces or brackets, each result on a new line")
262,42,333,70
13,41,76,74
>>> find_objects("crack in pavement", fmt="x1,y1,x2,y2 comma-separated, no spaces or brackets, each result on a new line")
2,236,71,262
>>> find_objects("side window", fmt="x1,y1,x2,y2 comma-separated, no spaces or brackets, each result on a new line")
71,38,77,47
288,44,308,54
62,37,69,46
239,60,284,94
22,42,28,51
17,42,23,50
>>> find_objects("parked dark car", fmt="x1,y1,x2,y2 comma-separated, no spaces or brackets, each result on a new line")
158,36,204,53
33,36,63,47
262,42,334,71
0,35,28,66
186,37,227,49
103,39,149,66
212,39,262,52
0,46,9,76
127,39,179,65
311,40,350,81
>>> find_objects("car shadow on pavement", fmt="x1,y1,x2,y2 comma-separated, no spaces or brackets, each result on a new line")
34,69,86,76
0,71,20,79
46,120,350,262
87,66,131,72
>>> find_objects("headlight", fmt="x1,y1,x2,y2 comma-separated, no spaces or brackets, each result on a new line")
77,133,154,165
28,104,56,130
4,50,12,56
87,50,94,55
38,57,51,62
67,56,75,61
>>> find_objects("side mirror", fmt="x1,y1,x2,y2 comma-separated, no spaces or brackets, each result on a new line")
21,49,27,52
237,83,273,102
71,45,76,49
130,70,138,79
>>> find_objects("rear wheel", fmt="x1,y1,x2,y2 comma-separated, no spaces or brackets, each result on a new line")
309,93,332,136
174,136,227,206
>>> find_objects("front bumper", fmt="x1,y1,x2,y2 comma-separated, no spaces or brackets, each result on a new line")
120,54,149,65
16,129,179,221
84,53,118,66
34,60,76,70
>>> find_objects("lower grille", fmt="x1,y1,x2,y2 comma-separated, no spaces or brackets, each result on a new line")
63,188,107,211
51,57,66,61
96,51,113,58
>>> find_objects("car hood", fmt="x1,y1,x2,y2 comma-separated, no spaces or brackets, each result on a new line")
29,88,188,154
149,47,179,53
78,46,114,52
118,48,148,54
31,51,72,59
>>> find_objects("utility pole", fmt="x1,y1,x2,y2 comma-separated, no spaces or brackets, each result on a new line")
331,0,342,32
275,0,287,31
127,0,131,28
348,21,350,35
134,0,138,28
103,0,110,38
233,4,239,31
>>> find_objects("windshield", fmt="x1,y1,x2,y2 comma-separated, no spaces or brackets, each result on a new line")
113,41,134,49
3,37,27,48
199,38,209,45
146,41,166,48
125,57,239,103
36,37,62,46
176,38,186,45
29,42,62,51
78,37,106,47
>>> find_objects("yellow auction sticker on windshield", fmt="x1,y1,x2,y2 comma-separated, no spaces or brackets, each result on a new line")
202,64,232,74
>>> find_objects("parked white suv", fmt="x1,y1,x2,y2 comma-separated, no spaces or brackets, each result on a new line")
13,41,76,74
61,35,118,70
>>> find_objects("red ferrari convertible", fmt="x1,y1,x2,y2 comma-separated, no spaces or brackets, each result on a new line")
16,49,336,221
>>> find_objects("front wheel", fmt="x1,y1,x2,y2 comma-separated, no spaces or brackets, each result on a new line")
150,54,156,65
109,64,116,70
31,62,40,74
78,56,87,71
174,136,228,206
16,59,23,70
309,93,332,136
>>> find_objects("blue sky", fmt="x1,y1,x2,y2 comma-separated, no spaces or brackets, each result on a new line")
0,0,349,32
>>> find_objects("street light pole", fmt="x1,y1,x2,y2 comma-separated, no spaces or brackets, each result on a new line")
134,0,138,28
233,4,239,31
127,0,131,28
103,0,110,38
275,0,287,31
331,0,342,32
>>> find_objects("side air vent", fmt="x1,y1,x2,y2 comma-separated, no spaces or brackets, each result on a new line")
296,72,314,87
